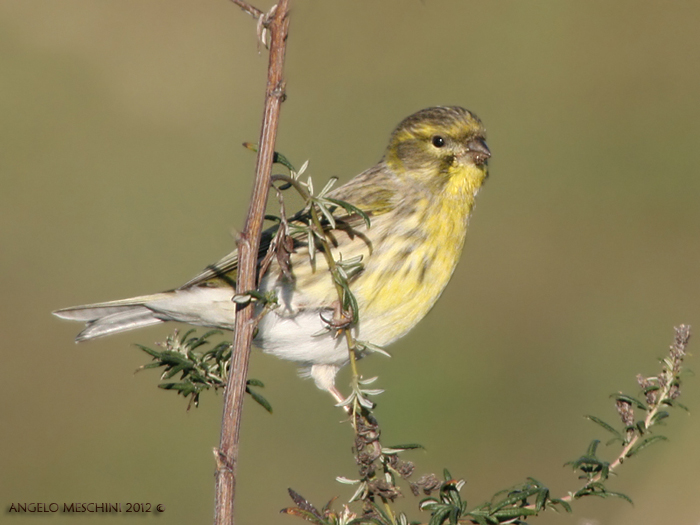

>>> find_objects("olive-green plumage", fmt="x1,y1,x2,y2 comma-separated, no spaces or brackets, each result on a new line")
54,106,490,400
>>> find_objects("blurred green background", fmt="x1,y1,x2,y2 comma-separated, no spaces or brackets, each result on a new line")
2,1,699,524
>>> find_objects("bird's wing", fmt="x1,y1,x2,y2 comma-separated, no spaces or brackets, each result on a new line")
178,227,273,289
178,250,240,289
180,163,397,290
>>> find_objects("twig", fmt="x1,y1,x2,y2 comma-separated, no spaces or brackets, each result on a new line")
229,0,263,19
213,2,290,525
567,324,691,497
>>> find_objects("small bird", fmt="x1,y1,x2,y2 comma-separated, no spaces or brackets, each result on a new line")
54,106,490,402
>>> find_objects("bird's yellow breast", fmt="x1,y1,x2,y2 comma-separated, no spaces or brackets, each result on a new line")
353,162,486,344
262,159,487,349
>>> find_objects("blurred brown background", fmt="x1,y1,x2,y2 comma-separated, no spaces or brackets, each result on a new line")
2,1,699,524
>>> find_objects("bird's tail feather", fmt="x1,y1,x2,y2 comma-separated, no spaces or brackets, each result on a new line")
53,294,168,342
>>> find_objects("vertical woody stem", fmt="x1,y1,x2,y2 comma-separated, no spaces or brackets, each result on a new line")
214,2,290,524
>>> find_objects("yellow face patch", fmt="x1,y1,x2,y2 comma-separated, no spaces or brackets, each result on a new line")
384,107,488,190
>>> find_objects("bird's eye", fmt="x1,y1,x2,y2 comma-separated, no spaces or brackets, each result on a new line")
431,135,445,148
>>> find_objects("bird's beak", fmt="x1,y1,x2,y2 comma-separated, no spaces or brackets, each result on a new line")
465,137,491,166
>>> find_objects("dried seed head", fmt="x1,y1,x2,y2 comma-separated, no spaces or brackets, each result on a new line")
616,398,635,428
410,473,442,496
637,374,658,405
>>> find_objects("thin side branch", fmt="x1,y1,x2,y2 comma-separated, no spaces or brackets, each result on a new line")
229,0,263,19
214,2,290,525
589,324,690,477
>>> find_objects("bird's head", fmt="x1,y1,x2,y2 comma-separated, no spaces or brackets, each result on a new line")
384,106,490,192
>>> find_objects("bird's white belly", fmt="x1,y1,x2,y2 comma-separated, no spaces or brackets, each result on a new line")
255,310,350,367
151,281,351,368
255,274,351,366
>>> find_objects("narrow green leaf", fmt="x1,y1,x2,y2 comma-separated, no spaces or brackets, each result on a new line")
306,230,315,263
525,477,544,487
356,340,391,358
549,498,572,513
587,482,607,492
464,513,489,525
202,328,222,338
273,151,296,172
585,415,623,438
315,201,337,229
247,387,273,413
320,496,337,518
335,476,359,485
179,328,197,343
535,487,549,511
348,481,367,503
491,486,541,511
138,362,164,370
161,363,192,380
317,177,338,198
232,294,252,305
632,420,645,435
385,443,424,451
586,439,601,457
641,384,660,394
605,491,633,505
448,505,460,524
492,507,538,519
612,394,648,410
673,401,690,412
136,344,161,358
428,506,450,525
419,498,439,510
367,501,393,525
626,435,668,458
650,411,670,425
326,197,371,227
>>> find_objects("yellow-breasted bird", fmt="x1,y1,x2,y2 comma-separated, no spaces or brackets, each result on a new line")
54,106,490,402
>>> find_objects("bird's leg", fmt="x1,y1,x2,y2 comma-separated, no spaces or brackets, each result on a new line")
329,386,348,407
318,303,356,412
320,300,354,337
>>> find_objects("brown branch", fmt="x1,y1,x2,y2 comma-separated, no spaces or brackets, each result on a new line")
214,2,290,524
229,0,263,19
